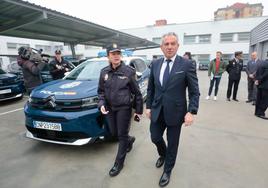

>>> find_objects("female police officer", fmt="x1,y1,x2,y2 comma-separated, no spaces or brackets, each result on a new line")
97,43,143,177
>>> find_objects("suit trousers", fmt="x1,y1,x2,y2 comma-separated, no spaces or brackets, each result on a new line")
255,88,268,116
227,78,240,100
247,77,257,101
106,107,132,165
150,108,182,173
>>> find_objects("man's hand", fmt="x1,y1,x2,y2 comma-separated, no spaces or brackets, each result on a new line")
146,109,151,119
100,105,109,114
255,80,259,85
184,112,194,126
249,74,254,79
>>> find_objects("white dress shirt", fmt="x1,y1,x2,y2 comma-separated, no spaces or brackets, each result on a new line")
159,55,176,86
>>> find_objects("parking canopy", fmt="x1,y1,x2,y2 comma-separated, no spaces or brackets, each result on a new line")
0,0,158,50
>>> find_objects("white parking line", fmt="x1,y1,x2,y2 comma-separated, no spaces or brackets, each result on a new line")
0,108,24,116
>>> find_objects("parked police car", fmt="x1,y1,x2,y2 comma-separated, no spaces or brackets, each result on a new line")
0,68,24,101
24,55,149,145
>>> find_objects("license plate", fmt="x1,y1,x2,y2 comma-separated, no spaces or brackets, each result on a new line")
0,89,11,94
33,121,62,131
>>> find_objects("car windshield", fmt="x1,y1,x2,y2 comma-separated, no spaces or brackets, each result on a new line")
0,68,6,74
65,60,108,81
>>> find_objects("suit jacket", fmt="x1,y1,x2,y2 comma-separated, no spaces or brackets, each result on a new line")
246,59,262,78
256,60,268,90
146,55,200,126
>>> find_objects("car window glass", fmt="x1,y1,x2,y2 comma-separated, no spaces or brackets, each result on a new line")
134,59,147,72
0,68,6,74
65,60,108,80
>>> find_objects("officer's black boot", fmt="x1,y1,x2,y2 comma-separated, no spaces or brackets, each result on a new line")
109,162,124,177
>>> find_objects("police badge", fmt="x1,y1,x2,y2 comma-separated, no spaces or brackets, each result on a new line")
104,74,108,80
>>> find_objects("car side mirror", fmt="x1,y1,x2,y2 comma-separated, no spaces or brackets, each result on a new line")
64,72,70,77
136,71,142,79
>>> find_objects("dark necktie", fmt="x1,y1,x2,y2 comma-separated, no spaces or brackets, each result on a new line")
163,59,172,87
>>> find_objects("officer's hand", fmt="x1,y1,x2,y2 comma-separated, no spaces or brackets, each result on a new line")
146,109,151,119
100,105,109,114
184,112,194,126
255,80,259,85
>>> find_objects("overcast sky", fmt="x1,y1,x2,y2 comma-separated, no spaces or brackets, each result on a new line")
27,0,268,30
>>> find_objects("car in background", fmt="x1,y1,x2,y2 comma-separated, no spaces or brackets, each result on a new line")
0,68,24,101
198,61,209,70
8,61,53,83
24,56,150,145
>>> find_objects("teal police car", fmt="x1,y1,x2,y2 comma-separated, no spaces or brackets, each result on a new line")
24,55,149,145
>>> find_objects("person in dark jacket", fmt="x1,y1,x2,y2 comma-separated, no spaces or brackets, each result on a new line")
255,58,268,120
183,52,197,69
226,51,243,101
245,52,262,105
17,47,46,94
146,33,200,187
49,50,72,80
97,43,143,177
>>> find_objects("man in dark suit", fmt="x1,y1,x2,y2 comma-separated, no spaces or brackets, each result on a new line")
245,52,262,105
146,32,200,187
255,57,268,120
226,51,243,101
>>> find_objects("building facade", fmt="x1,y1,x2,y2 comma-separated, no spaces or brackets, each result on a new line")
122,16,268,65
250,19,268,60
214,3,263,21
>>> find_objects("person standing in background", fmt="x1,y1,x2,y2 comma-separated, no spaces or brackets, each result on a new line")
226,51,243,102
245,52,262,105
206,51,226,101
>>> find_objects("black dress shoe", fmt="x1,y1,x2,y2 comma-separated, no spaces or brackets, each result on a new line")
156,156,165,168
159,171,171,187
126,136,135,153
255,115,268,120
109,162,123,177
227,98,231,101
233,99,239,102
246,100,252,103
252,101,256,105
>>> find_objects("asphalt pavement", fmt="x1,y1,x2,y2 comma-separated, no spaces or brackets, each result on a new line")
0,71,268,188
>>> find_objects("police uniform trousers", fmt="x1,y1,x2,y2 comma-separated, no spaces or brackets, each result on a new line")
150,108,183,173
255,88,268,116
227,78,240,100
106,107,132,165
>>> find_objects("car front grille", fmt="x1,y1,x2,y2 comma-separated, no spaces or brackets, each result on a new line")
29,97,92,112
26,126,89,142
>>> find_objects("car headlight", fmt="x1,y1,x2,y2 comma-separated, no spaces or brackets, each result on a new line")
81,96,99,108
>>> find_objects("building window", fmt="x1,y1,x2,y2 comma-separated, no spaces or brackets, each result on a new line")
198,34,211,44
242,53,249,63
220,33,234,42
152,37,161,44
222,54,233,62
7,43,29,50
237,32,250,42
197,54,210,64
184,35,196,44
35,45,52,53
54,45,63,51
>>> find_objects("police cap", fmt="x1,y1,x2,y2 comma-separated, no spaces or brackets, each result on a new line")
106,43,121,54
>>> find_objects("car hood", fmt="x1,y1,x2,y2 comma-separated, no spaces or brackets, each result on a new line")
31,80,99,100
0,73,17,80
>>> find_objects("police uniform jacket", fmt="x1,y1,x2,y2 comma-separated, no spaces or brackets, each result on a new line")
226,58,243,80
49,57,72,80
98,62,143,114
